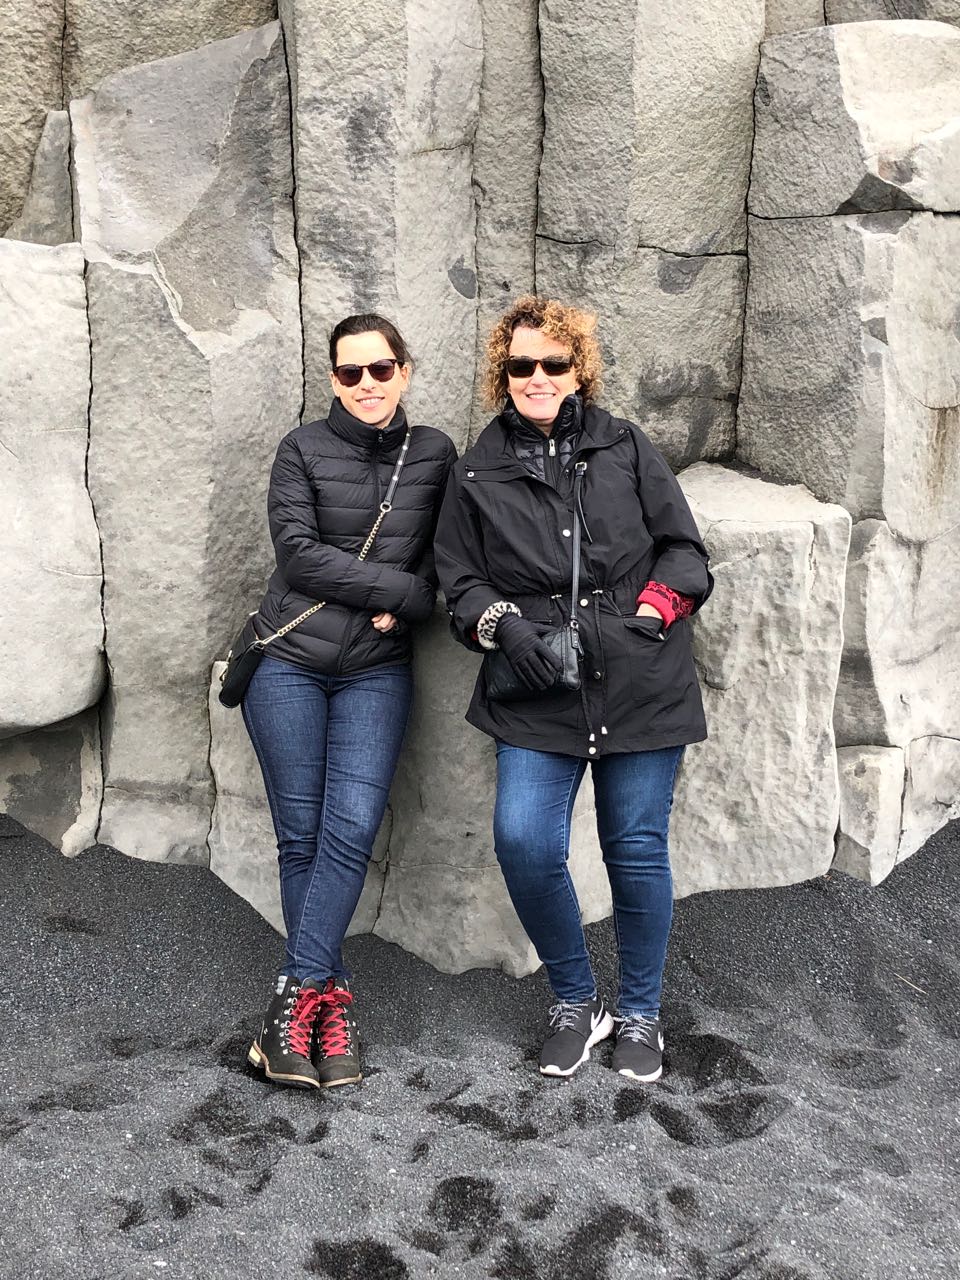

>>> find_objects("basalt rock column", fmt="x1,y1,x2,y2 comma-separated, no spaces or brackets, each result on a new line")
468,0,541,442
741,22,960,879
0,1,63,232
672,466,851,895
73,24,301,863
280,0,482,448
63,0,278,98
535,0,763,468
826,2,960,26
0,239,104,736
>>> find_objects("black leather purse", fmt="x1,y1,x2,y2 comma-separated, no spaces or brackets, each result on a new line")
218,431,412,708
483,461,587,703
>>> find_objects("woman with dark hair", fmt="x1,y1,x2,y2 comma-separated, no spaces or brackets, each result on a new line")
243,314,456,1090
435,295,712,1083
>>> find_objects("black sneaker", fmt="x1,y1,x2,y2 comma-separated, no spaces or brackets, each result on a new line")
612,1014,664,1083
313,978,362,1088
247,975,321,1089
539,996,614,1078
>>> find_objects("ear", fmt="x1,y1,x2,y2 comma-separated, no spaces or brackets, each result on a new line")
329,369,339,395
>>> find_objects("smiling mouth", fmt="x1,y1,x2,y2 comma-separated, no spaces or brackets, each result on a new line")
357,396,384,407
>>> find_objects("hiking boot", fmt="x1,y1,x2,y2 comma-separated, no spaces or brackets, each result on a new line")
247,975,321,1089
612,1014,664,1083
539,995,614,1078
313,978,362,1088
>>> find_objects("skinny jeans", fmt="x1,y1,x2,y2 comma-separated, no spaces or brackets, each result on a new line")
493,743,684,1018
242,654,412,982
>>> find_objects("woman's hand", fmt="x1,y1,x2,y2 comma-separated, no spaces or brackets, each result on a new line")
635,602,663,620
372,612,398,633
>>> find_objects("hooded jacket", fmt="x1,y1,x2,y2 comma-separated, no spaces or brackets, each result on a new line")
434,397,713,757
255,399,457,674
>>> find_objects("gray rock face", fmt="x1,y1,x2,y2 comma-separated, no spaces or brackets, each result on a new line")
766,1,825,35
207,666,386,937
280,0,482,447
538,0,764,256
834,745,905,884
72,24,301,863
826,1,960,24
0,2,277,234
0,0,63,232
835,519,960,749
63,0,278,98
470,0,541,442
0,710,102,856
900,736,960,858
537,238,746,469
535,0,759,467
752,23,960,218
5,111,74,246
0,239,104,737
738,212,960,543
672,465,851,895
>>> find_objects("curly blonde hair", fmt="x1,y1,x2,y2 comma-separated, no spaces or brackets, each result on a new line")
481,294,604,409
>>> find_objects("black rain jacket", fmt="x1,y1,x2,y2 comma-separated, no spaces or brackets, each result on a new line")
434,397,713,757
256,399,457,674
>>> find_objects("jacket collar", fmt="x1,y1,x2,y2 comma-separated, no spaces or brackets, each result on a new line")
500,393,584,445
466,400,622,474
325,397,408,452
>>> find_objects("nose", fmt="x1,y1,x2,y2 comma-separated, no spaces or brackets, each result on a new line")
359,368,377,390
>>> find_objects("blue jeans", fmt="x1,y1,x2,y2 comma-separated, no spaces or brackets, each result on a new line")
242,655,412,982
493,743,684,1018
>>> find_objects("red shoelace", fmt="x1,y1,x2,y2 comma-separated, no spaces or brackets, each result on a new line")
316,983,354,1058
286,986,321,1058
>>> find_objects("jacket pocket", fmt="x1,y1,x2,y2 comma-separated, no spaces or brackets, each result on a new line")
621,613,681,706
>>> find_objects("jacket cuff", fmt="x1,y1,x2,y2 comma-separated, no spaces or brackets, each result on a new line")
476,601,522,651
637,582,694,628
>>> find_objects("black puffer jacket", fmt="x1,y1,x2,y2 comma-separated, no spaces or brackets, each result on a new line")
435,397,713,757
256,399,457,674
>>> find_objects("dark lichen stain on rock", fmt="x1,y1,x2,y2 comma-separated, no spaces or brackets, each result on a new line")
448,255,477,298
657,254,707,295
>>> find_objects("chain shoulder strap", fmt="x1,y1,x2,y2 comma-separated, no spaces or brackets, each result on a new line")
257,429,413,649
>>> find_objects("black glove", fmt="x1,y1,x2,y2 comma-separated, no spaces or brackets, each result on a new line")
495,614,563,691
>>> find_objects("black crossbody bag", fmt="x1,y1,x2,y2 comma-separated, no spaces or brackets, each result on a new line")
218,431,412,708
484,461,587,703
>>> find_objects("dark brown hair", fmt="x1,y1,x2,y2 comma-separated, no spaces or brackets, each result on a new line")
329,313,412,368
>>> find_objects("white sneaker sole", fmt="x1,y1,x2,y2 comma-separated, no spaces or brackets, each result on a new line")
540,1011,615,1078
617,1063,663,1083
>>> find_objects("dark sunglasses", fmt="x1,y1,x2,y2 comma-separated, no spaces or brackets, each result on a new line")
333,358,401,387
505,355,575,379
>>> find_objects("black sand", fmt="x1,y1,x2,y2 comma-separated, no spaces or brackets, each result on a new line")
1,813,957,1279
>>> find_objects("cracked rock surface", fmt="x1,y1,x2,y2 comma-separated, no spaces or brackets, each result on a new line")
72,24,301,864
752,22,960,218
674,466,851,895
0,239,104,736
281,0,482,446
739,212,960,543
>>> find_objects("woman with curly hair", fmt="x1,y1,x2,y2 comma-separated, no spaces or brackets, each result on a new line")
434,295,712,1082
